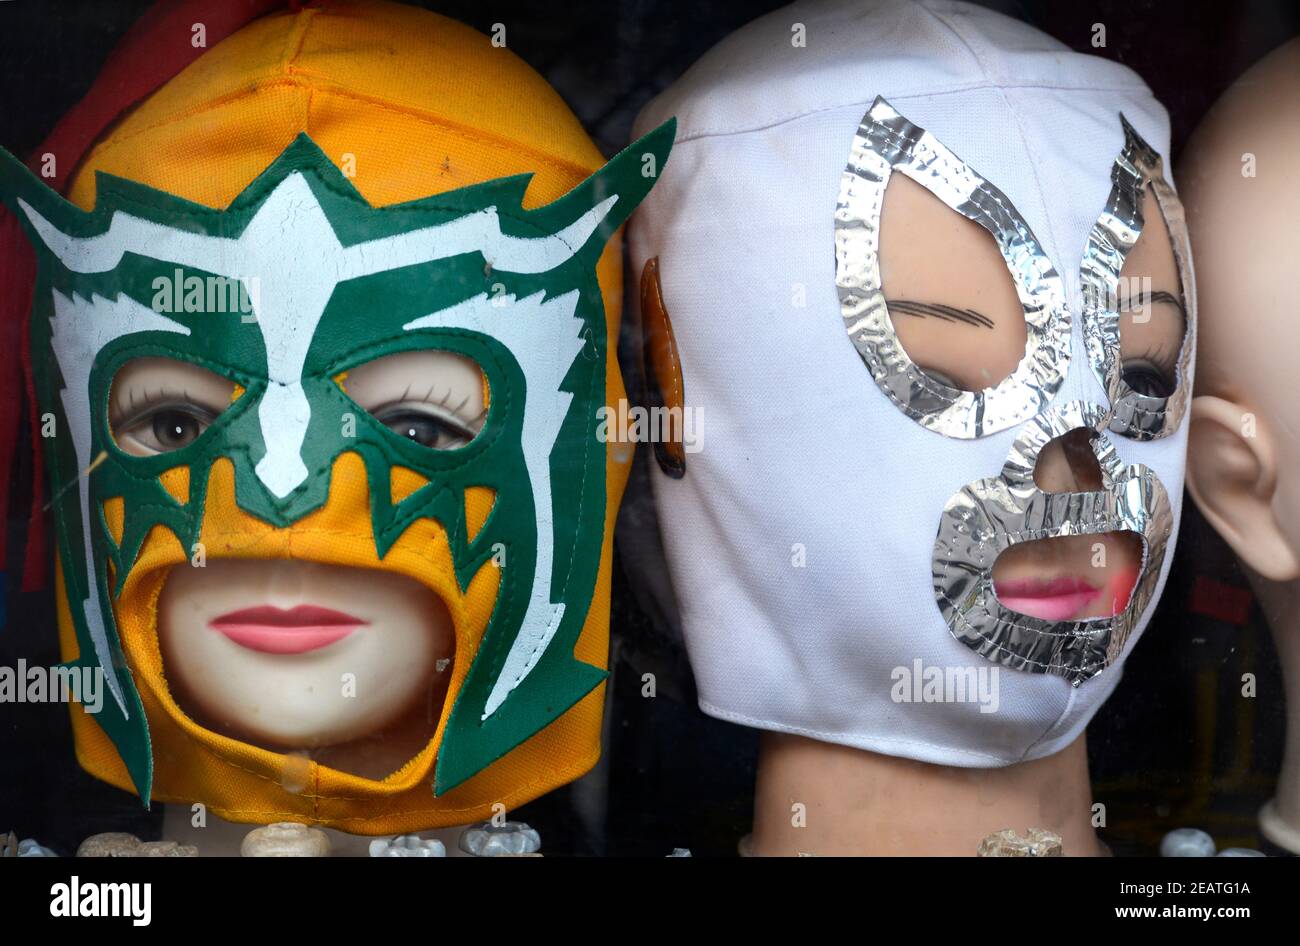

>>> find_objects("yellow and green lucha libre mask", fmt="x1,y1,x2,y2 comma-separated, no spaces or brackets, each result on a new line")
0,0,671,833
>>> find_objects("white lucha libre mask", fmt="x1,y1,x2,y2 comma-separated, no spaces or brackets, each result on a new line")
628,0,1195,766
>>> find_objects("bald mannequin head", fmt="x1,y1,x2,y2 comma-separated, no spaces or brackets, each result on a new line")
1181,38,1300,582
1181,37,1300,855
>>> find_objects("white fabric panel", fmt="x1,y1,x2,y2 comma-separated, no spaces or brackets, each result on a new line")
628,0,1191,766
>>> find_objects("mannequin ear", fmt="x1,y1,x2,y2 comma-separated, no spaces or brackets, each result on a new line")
1186,395,1300,581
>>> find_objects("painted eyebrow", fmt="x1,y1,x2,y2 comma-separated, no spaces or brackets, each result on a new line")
1120,288,1186,317
886,299,995,329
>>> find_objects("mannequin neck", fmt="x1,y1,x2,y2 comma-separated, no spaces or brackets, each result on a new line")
1247,573,1300,853
749,731,1104,856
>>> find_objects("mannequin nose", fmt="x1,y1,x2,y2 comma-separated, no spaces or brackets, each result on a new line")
1033,427,1103,493
262,558,314,601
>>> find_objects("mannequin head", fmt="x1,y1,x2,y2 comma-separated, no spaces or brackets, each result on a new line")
1179,37,1300,853
628,0,1194,770
1181,38,1300,584
0,0,671,833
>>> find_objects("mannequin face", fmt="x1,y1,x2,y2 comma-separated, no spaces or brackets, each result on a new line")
159,560,452,751
882,174,1185,622
111,352,482,766
6,123,666,821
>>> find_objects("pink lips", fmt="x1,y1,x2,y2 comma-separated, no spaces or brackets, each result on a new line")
209,604,367,654
993,576,1103,623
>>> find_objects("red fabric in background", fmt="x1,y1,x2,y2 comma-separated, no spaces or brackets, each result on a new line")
0,0,289,590
1188,575,1255,626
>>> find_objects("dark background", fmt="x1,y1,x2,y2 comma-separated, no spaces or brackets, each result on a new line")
0,0,1296,857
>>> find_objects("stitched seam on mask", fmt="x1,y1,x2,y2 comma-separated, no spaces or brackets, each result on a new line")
103,344,261,395
996,517,1142,542
942,585,1077,646
82,80,594,190
1022,684,1082,763
920,4,1069,279
1121,399,1172,420
104,167,575,250
320,729,594,802
473,270,605,712
942,592,1106,675
667,82,1156,146
199,531,423,541
950,599,1108,674
299,81,598,183
157,738,599,811
282,4,317,76
947,587,1110,648
110,500,187,518
178,743,602,823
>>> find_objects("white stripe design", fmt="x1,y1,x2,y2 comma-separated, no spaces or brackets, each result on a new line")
48,292,190,716
19,178,615,497
405,291,586,719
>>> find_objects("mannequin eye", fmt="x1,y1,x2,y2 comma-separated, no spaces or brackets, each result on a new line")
372,407,478,450
1116,185,1186,399
1120,357,1176,399
129,407,215,452
110,358,236,457
341,349,487,451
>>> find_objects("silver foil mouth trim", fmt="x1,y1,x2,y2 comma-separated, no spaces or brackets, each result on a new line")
932,401,1173,685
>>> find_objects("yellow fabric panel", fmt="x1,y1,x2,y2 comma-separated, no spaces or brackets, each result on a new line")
464,486,495,543
389,465,429,504
158,466,190,506
102,497,125,546
67,0,603,211
56,557,136,792
57,0,629,832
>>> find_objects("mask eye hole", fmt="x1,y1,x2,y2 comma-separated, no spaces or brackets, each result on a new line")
341,350,488,451
1116,183,1187,400
109,357,237,457
879,173,1027,393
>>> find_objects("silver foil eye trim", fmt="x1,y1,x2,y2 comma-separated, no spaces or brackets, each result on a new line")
834,96,1070,440
932,401,1173,685
1081,115,1196,441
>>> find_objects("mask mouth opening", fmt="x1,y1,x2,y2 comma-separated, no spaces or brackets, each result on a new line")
100,342,497,788
991,529,1146,624
155,556,459,783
